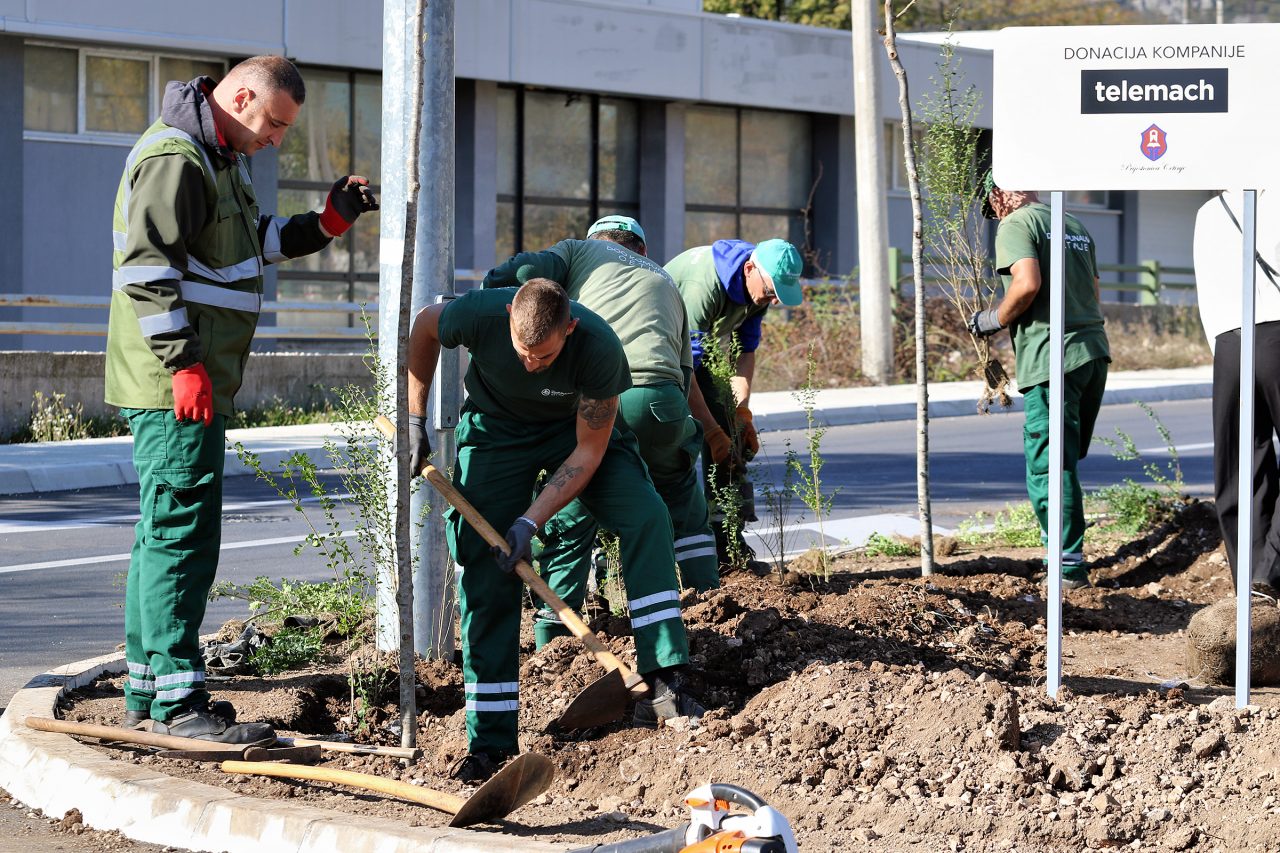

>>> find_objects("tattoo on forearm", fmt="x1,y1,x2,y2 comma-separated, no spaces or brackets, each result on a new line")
545,463,583,491
579,396,616,430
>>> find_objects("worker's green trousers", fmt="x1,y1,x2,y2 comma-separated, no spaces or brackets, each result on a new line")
1021,358,1109,565
535,383,719,647
120,408,224,722
445,407,690,758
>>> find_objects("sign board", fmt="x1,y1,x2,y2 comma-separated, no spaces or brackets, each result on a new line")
993,24,1280,190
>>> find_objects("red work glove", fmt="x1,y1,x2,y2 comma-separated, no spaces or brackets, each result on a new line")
319,175,379,238
736,404,760,458
704,424,732,465
172,364,213,426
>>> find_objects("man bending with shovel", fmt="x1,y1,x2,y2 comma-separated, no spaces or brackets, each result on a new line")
407,280,702,783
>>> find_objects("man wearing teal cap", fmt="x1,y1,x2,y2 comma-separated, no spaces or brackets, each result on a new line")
664,238,804,573
477,213,715,723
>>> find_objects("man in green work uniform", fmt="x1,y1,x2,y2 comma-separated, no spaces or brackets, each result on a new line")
664,238,804,573
106,57,378,742
407,281,703,783
483,215,719,650
969,175,1110,589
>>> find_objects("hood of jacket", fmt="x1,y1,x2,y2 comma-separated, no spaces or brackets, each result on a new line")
161,77,234,164
711,239,756,305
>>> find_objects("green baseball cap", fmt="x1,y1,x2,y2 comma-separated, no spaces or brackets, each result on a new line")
587,214,645,243
752,238,804,306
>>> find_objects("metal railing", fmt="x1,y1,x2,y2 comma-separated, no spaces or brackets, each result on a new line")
0,254,1198,340
886,247,1196,304
0,270,487,339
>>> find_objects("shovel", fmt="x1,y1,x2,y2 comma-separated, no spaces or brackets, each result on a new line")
24,716,278,759
221,751,554,827
373,415,648,729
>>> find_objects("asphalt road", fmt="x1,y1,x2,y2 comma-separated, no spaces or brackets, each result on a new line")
0,398,1215,710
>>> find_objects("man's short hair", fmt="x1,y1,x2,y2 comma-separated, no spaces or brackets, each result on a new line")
587,229,646,255
228,55,306,105
510,279,571,345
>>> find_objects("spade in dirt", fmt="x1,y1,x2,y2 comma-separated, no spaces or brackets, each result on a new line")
373,415,648,730
221,751,554,827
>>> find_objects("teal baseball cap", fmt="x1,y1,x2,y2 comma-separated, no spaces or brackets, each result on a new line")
587,214,645,243
751,238,804,306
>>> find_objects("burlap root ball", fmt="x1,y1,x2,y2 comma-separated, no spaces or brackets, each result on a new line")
1186,596,1280,685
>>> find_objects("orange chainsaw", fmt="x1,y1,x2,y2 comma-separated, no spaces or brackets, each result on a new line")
569,783,798,853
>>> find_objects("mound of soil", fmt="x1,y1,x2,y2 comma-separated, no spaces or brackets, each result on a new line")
64,500,1280,851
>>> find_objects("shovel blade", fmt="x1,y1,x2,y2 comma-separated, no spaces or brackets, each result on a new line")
556,670,632,731
449,752,555,827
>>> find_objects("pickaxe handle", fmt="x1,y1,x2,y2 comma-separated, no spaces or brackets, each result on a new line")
373,415,646,694
25,716,255,755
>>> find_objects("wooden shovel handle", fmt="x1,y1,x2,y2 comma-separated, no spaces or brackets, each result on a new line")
24,716,248,754
275,736,421,760
422,464,644,690
221,759,465,815
372,415,642,690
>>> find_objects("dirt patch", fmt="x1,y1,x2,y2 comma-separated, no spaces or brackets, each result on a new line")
63,500,1280,850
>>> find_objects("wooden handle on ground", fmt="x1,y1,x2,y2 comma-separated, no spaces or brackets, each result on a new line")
221,760,465,815
275,736,421,760
372,415,642,688
24,716,247,754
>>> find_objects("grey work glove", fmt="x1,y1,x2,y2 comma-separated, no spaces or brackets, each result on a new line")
493,516,538,574
967,307,1004,338
407,414,431,476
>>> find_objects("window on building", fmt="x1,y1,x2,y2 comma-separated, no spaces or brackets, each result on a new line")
23,42,224,139
495,88,640,260
684,105,812,253
275,68,382,331
884,123,926,192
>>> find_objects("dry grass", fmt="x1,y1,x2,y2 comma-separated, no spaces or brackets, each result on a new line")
755,289,1211,392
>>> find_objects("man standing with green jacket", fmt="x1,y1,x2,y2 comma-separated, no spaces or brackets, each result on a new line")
483,216,720,633
969,175,1110,589
106,56,378,742
664,238,804,573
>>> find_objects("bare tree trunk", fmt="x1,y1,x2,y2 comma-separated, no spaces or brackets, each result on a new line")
393,0,426,749
882,1,935,575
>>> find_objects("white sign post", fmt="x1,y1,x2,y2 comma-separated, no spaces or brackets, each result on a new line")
994,23,1280,705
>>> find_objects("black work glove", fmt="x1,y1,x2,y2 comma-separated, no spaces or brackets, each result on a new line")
967,307,1004,338
407,414,431,476
319,175,379,237
493,516,538,574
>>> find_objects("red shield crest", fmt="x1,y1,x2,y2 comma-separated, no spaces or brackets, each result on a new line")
1141,124,1168,161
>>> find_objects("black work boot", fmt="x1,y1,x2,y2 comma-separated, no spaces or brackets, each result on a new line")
121,699,237,729
633,667,706,729
448,751,510,784
152,700,273,745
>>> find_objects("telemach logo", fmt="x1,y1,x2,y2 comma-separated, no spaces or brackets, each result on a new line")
1080,68,1228,114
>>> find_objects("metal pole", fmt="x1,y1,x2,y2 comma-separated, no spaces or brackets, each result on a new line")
1235,189,1257,709
1046,191,1066,698
853,0,893,384
411,0,458,659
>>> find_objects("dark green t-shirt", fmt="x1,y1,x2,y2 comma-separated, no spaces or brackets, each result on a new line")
437,288,632,422
484,239,692,387
995,203,1110,391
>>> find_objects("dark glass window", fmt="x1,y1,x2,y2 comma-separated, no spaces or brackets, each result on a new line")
684,105,812,254
495,88,640,258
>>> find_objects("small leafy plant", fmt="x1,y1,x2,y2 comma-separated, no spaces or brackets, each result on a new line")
864,532,919,558
788,344,838,577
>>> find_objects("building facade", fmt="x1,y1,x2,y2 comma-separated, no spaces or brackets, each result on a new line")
0,0,1202,352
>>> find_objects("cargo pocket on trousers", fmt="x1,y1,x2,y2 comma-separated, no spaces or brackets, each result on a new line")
1023,425,1050,478
151,469,217,542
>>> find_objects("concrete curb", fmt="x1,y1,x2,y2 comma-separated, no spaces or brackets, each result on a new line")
0,653,566,853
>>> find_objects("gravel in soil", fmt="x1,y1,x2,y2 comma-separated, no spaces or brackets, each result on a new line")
60,500,1280,851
